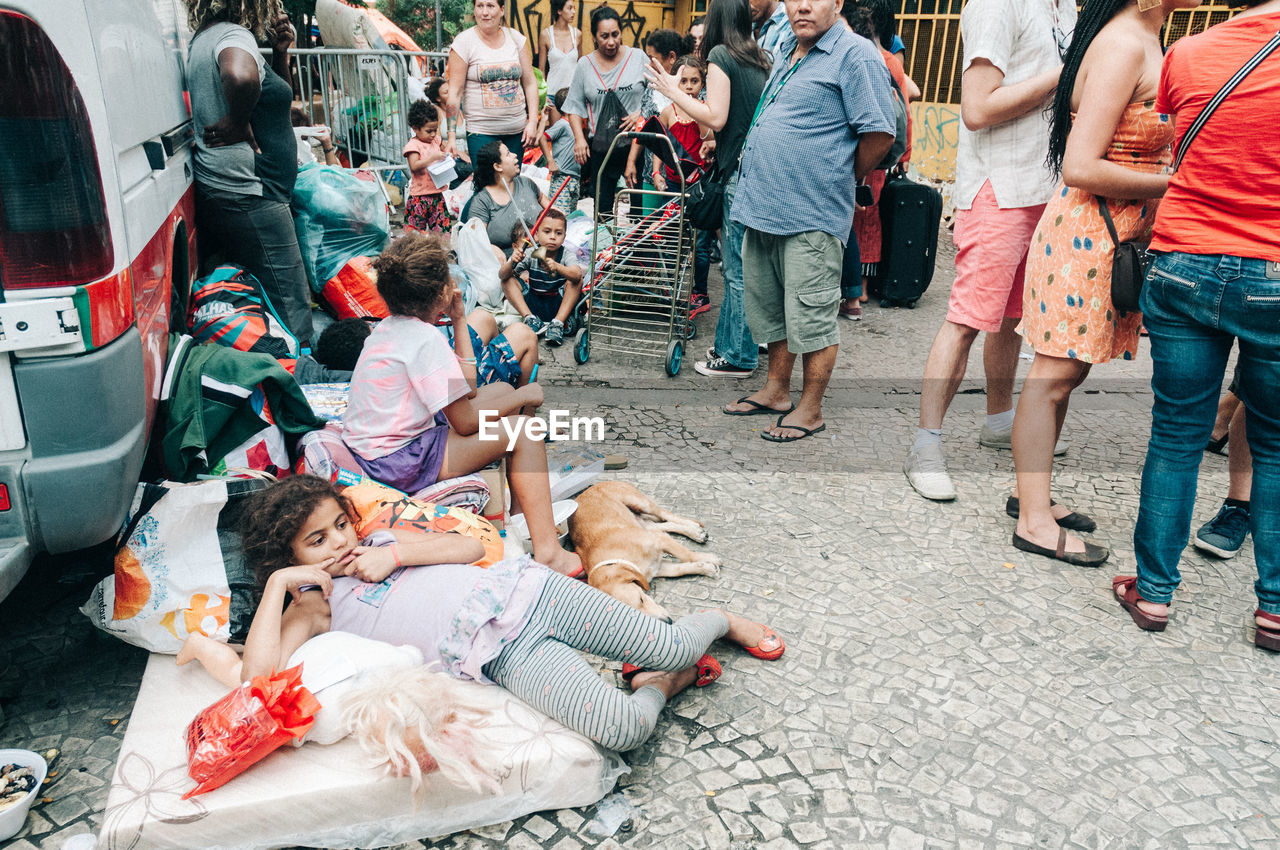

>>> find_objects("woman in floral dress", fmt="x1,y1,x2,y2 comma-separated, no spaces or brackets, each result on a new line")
1009,0,1198,567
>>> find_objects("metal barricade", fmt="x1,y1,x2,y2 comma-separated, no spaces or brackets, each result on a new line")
265,47,448,176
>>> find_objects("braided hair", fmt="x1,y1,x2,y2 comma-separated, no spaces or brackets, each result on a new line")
1046,0,1131,177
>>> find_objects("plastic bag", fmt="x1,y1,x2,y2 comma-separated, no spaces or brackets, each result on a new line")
453,218,504,310
319,256,389,320
82,478,270,654
292,164,390,292
183,665,319,798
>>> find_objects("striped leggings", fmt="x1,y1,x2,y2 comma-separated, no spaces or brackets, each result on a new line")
483,571,728,751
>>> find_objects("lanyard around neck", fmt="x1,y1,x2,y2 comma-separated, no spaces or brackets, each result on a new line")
746,51,807,139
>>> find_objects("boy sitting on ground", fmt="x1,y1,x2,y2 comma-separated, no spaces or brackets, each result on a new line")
497,209,583,347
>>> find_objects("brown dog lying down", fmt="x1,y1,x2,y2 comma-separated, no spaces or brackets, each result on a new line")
568,481,721,622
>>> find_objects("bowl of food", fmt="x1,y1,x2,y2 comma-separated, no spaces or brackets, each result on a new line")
506,500,578,550
0,749,47,841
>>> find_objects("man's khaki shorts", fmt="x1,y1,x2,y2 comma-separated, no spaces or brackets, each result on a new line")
742,228,843,355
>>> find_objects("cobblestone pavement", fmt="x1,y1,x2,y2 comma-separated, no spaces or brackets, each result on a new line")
3,235,1278,850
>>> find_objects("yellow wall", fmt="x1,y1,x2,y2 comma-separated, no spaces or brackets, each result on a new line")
507,0,680,50
504,1,1239,183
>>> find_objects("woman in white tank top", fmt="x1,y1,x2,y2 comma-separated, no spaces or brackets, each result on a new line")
539,0,581,95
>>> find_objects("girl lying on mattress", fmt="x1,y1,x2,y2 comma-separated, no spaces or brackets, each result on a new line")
180,474,785,759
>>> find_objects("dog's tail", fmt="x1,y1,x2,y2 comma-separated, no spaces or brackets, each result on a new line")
341,666,505,802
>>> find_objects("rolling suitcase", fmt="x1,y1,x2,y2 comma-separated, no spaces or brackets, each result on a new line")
877,172,943,308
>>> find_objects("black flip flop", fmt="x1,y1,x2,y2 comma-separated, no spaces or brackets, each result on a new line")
1005,496,1097,533
761,414,826,443
723,396,793,417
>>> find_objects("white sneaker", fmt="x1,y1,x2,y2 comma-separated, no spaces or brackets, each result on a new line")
904,442,957,501
978,424,1068,456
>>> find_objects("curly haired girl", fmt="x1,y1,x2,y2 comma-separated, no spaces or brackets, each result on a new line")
404,100,455,233
183,474,788,753
341,233,582,577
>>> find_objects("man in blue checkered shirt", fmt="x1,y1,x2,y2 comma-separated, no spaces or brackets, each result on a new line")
722,0,896,442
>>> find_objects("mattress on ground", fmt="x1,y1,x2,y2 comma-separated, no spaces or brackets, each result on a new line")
98,654,628,850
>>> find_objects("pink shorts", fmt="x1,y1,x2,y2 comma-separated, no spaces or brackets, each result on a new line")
947,180,1046,333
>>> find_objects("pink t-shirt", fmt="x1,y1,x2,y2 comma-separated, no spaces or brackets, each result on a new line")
449,27,529,136
403,137,445,196
342,316,469,459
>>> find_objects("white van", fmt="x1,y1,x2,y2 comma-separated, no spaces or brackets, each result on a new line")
0,0,195,599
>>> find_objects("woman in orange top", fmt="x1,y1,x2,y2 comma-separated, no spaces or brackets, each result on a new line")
1114,0,1280,650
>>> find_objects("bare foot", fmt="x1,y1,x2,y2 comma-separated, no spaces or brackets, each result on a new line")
629,666,698,699
718,611,768,650
539,546,582,577
176,633,210,666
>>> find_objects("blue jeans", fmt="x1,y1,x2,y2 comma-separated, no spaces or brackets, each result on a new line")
712,172,757,370
1134,252,1280,615
466,131,524,166
693,228,713,296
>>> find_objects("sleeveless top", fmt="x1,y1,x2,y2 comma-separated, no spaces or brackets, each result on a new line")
1021,101,1173,365
545,25,580,94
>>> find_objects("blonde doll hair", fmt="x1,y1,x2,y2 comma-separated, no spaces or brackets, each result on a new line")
342,667,505,802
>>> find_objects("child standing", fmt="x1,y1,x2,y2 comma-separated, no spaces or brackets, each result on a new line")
341,233,580,576
403,100,454,234
190,473,784,753
652,56,713,317
539,89,581,215
497,208,582,347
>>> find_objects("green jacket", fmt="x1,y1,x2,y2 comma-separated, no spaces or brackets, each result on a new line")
160,334,325,481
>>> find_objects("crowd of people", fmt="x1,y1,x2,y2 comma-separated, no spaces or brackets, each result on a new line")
181,0,1278,771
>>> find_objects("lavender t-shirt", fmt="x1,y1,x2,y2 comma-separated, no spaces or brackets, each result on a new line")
329,553,549,682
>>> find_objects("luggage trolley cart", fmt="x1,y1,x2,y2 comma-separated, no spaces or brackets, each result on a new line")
573,132,695,376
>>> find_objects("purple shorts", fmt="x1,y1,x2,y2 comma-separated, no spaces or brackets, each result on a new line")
352,412,450,493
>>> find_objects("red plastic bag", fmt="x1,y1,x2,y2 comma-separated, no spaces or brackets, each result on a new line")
182,664,320,798
318,256,389,319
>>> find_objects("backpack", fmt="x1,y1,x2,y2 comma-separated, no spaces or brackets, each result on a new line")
186,265,301,362
876,75,909,171
588,52,634,160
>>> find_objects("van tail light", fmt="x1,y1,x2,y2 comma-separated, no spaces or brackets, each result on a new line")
0,11,113,290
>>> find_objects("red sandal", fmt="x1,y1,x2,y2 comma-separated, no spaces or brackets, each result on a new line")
1255,609,1280,652
1113,576,1168,632
621,653,721,688
742,624,785,660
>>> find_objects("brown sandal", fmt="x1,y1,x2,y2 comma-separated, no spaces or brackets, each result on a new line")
1113,576,1168,632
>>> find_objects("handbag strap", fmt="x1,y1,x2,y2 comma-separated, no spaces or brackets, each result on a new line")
1097,197,1123,247
1173,30,1280,171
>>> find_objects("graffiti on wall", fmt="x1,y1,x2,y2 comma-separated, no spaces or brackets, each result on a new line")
509,0,658,50
910,102,960,183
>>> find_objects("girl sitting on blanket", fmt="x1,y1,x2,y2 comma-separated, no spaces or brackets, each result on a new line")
181,474,786,753
340,232,580,576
